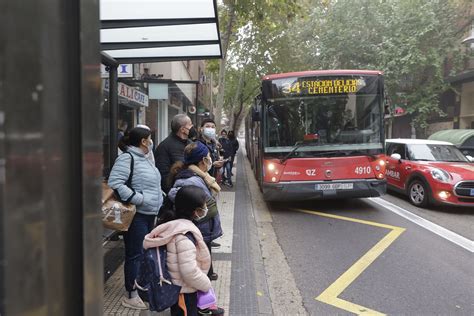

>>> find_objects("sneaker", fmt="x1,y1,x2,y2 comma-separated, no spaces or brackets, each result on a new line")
210,241,221,248
198,306,225,315
121,296,147,310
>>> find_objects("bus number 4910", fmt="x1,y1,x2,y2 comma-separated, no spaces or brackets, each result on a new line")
355,166,372,175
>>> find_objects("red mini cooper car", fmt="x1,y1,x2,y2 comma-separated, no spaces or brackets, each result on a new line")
385,139,474,207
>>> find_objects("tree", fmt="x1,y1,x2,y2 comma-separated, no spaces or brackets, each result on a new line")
212,0,306,130
290,0,466,132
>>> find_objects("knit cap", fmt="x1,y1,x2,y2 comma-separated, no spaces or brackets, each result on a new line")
184,141,209,165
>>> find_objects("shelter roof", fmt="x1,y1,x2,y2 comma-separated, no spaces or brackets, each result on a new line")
100,0,222,63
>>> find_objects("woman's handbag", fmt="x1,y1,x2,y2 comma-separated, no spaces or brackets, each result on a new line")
197,288,217,309
102,153,136,231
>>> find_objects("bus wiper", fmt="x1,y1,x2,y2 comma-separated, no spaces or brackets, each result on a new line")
280,141,304,164
346,150,377,159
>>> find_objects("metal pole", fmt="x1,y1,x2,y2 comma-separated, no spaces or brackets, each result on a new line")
1,0,102,314
195,82,199,125
109,65,119,169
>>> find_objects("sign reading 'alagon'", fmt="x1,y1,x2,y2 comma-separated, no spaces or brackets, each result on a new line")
103,79,149,107
118,84,148,107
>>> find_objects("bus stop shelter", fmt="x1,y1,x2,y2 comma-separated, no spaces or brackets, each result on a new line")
0,0,221,314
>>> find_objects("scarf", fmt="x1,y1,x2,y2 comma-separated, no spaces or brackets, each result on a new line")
188,164,221,195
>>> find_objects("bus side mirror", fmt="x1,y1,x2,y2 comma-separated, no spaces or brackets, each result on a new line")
252,107,261,122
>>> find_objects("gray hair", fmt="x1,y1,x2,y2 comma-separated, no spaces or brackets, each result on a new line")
171,114,190,133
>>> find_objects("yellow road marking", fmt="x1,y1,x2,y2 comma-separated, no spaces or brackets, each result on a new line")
294,209,406,315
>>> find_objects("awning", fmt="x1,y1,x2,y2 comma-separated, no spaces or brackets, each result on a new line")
100,0,222,63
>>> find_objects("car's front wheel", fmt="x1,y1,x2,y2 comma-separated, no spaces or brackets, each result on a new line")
408,179,430,207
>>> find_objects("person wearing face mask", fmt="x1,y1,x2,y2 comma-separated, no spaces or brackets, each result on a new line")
109,127,163,310
218,129,234,187
147,186,225,316
197,118,224,177
154,114,198,192
167,142,223,282
136,124,155,165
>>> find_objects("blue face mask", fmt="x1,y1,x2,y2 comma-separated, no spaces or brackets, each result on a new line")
203,127,216,139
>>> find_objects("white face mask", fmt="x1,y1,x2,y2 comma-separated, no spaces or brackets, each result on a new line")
195,207,208,221
204,157,212,171
203,127,216,139
148,139,154,153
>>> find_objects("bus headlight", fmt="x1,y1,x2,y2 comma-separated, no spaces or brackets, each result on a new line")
267,163,275,171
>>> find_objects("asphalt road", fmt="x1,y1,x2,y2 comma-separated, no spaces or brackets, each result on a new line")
268,194,474,315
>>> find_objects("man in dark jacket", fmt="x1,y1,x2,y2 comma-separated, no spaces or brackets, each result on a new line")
154,114,196,192
218,130,234,186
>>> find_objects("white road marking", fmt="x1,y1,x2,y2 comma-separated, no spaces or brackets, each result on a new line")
369,197,474,253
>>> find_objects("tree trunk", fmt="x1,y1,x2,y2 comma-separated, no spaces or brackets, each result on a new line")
228,71,245,129
214,1,236,130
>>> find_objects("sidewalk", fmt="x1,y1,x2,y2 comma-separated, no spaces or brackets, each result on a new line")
103,146,306,315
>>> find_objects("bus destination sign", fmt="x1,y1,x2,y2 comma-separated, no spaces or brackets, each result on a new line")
264,75,379,99
283,78,364,95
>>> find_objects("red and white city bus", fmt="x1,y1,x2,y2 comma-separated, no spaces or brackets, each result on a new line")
245,70,387,201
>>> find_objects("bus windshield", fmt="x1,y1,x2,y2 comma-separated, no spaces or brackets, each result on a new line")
263,75,383,154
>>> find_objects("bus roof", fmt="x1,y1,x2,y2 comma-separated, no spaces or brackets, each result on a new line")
262,70,383,81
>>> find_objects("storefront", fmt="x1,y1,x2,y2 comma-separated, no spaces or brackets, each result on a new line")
101,77,149,175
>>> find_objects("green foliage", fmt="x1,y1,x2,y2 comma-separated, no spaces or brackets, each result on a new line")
214,0,307,129
214,0,467,130
289,0,465,129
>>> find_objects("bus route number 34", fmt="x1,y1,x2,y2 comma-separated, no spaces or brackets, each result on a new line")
355,166,372,175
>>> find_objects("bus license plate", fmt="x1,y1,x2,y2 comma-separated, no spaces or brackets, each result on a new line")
316,183,353,191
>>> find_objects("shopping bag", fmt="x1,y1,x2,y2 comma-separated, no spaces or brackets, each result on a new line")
102,182,136,231
102,152,136,231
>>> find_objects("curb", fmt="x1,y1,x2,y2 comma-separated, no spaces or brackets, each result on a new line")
243,149,308,315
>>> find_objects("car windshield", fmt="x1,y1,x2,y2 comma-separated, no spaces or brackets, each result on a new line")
407,144,469,162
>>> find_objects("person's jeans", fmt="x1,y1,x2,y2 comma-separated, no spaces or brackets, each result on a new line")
223,160,232,183
123,213,156,293
230,154,235,171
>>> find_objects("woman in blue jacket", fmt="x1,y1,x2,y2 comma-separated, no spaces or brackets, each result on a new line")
108,126,163,310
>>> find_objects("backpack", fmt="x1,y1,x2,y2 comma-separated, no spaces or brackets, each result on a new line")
135,232,195,312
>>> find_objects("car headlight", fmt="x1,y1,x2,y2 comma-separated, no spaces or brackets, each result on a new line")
430,168,451,183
